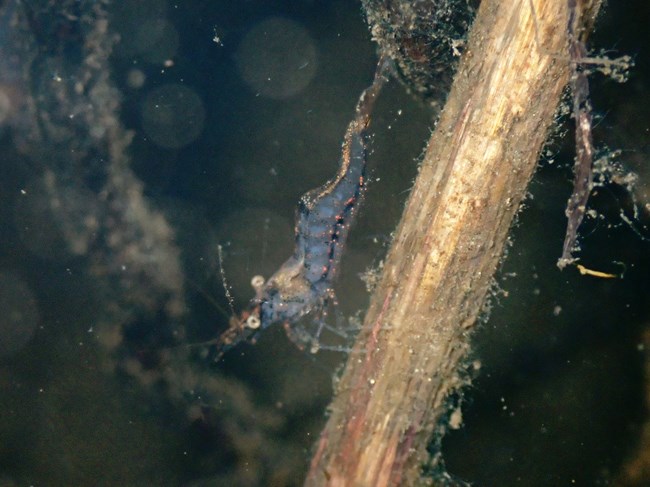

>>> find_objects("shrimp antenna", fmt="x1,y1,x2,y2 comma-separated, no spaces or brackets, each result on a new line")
217,244,237,316
185,276,231,321
183,244,236,321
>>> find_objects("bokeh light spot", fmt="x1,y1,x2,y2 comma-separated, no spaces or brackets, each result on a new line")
236,17,318,99
141,84,206,149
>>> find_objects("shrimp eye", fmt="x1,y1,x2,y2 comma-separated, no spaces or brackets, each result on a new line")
245,315,261,330
251,275,265,289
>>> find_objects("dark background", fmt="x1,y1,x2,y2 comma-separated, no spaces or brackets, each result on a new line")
0,0,648,485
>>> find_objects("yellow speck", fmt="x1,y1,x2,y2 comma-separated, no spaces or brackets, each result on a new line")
576,264,619,279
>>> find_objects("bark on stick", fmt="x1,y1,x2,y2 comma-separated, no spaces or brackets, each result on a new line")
305,0,602,485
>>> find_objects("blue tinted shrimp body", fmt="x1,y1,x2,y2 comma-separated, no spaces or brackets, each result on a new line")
257,109,372,330
218,58,390,355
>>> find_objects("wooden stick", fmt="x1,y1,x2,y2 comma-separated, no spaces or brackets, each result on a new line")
305,0,602,485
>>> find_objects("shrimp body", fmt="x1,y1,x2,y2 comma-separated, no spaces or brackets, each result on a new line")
257,58,390,330
217,58,391,356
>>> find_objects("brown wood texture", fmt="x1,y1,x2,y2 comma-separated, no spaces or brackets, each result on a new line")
305,0,602,485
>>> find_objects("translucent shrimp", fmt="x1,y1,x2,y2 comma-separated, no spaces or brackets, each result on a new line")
214,57,392,358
